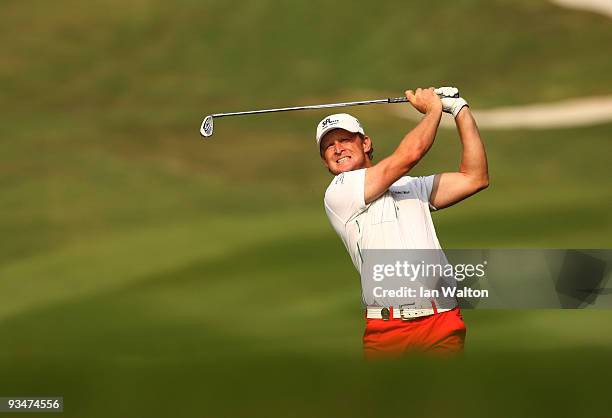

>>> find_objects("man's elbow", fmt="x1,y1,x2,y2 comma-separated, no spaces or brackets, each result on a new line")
464,173,489,193
475,175,489,191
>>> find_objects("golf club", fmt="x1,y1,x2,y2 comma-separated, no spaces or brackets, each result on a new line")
200,89,459,138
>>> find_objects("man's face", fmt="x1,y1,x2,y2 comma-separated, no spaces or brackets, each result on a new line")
320,129,372,175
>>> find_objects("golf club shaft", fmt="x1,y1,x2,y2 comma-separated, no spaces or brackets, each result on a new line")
201,90,458,137
211,97,408,118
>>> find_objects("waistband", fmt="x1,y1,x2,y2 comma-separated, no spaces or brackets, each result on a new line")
366,305,452,321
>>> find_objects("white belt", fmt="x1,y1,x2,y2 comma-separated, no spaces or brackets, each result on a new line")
366,306,452,321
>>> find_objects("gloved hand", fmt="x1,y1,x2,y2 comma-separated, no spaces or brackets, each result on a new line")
434,86,469,117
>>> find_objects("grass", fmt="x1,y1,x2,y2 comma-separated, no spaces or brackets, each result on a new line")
1,0,612,416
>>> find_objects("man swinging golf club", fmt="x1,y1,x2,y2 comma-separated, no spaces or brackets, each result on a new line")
318,87,489,357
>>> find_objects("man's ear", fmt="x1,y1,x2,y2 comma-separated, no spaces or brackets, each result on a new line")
362,135,372,154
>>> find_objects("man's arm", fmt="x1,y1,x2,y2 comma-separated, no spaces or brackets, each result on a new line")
429,107,489,209
364,88,442,204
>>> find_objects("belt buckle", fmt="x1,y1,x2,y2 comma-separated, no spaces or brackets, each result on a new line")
380,307,391,321
399,304,417,321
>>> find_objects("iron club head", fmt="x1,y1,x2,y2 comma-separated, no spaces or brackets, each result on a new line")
200,115,214,138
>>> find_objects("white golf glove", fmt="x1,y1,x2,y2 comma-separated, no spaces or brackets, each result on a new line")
435,86,469,117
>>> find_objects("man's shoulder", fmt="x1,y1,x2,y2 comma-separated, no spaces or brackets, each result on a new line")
325,168,366,194
323,168,368,223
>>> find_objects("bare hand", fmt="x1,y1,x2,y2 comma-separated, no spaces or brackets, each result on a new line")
405,87,442,115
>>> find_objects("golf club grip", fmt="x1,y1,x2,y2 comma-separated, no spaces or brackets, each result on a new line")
389,91,459,103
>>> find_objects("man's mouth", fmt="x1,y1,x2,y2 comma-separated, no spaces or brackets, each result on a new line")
336,156,350,164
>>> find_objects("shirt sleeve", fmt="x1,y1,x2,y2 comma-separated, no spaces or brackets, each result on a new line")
418,174,438,211
324,168,368,224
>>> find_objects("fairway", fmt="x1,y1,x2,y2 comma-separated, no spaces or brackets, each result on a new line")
1,0,612,417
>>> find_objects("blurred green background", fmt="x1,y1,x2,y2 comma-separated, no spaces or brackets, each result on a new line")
2,0,612,416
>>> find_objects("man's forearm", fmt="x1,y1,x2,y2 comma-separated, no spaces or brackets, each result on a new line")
364,89,443,204
455,108,488,184
394,106,442,166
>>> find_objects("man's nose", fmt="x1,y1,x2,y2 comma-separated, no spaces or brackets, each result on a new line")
333,142,343,154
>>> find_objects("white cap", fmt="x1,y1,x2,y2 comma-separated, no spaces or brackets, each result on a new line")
315,113,365,145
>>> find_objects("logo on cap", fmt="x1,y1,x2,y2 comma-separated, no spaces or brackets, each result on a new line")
321,117,339,128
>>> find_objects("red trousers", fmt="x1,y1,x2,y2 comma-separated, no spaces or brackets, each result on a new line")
363,307,466,358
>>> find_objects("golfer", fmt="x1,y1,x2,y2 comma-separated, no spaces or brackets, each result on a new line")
318,87,488,357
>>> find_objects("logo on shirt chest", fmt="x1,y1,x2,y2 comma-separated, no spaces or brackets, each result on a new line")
388,188,415,206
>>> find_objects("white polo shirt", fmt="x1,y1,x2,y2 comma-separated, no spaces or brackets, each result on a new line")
324,168,457,309
324,168,442,273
